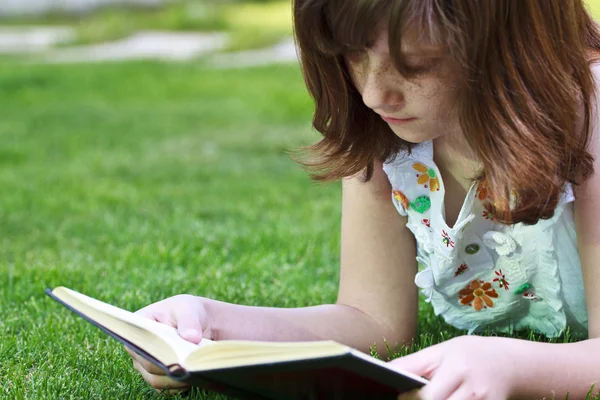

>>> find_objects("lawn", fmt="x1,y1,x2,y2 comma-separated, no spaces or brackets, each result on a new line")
0,60,597,399
0,61,328,399
0,0,293,52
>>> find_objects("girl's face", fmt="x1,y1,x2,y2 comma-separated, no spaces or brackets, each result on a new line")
346,28,460,144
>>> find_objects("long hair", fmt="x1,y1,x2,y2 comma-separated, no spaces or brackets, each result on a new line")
293,0,600,224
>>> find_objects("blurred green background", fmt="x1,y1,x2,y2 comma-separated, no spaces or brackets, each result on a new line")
1,0,598,53
2,1,600,399
0,0,293,52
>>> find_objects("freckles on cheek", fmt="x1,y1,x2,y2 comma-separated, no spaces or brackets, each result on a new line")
417,79,456,119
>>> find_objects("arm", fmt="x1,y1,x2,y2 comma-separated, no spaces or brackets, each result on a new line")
506,91,600,398
132,163,420,389
395,79,600,400
501,158,600,398
207,162,419,353
497,165,600,398
479,63,600,399
507,65,600,398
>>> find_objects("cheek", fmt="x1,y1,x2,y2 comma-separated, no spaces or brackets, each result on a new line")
346,67,368,97
410,79,457,121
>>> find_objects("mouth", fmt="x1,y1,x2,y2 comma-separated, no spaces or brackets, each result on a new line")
380,115,418,125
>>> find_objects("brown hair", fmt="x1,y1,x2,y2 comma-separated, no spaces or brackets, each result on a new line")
293,0,600,224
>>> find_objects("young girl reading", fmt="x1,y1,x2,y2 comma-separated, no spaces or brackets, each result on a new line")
128,1,600,398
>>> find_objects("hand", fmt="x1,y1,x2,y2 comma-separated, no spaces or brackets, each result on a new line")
390,335,521,400
126,294,213,392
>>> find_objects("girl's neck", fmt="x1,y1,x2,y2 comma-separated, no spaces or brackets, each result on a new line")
432,132,482,191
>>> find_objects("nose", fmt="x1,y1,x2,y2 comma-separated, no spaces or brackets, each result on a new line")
360,58,404,113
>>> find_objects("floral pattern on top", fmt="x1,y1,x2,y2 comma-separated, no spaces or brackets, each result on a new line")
393,190,410,210
482,210,495,221
454,263,468,277
476,179,491,201
381,140,585,337
523,291,542,302
442,230,455,248
410,196,431,214
459,280,499,311
493,269,510,291
413,162,440,192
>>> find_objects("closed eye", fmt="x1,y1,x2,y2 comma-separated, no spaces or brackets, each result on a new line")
403,56,442,74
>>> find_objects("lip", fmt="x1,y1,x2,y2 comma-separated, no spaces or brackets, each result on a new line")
380,115,418,125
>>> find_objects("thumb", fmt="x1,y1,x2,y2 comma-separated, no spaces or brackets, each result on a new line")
174,311,204,344
388,344,442,379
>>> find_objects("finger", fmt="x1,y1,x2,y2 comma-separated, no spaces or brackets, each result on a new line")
132,356,167,376
136,307,175,327
445,385,484,400
417,365,463,400
397,388,421,400
173,308,204,344
389,344,444,379
134,362,189,391
124,346,165,375
159,387,191,396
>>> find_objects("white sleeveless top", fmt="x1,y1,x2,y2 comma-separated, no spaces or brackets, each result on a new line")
382,141,588,337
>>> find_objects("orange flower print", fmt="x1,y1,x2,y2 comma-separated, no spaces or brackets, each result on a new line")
393,190,410,210
413,162,440,192
459,280,499,311
476,179,491,201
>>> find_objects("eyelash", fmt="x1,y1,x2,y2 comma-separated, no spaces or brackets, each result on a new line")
405,63,437,74
342,46,441,75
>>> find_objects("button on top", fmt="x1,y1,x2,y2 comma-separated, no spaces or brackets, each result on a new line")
465,243,480,255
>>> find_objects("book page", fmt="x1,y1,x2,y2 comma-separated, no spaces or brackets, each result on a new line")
184,340,349,371
52,287,213,365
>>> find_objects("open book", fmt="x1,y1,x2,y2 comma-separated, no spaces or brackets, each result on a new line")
46,286,427,400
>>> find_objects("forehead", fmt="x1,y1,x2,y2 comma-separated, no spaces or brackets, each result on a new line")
370,27,445,56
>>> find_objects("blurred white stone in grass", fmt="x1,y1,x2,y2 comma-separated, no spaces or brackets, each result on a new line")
202,142,218,158
0,0,166,16
208,37,299,69
0,26,75,53
44,31,228,63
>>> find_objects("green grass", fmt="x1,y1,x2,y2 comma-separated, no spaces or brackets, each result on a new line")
0,61,333,399
0,1,292,52
0,60,597,399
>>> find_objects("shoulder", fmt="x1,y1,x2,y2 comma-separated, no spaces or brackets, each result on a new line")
590,60,600,117
585,61,600,161
573,62,600,231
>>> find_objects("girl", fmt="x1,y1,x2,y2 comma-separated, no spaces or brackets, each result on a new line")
129,1,600,398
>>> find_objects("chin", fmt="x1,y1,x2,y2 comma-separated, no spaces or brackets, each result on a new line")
390,128,441,144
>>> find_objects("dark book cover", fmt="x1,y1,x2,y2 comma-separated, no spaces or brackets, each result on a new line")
46,289,426,400
187,353,425,400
